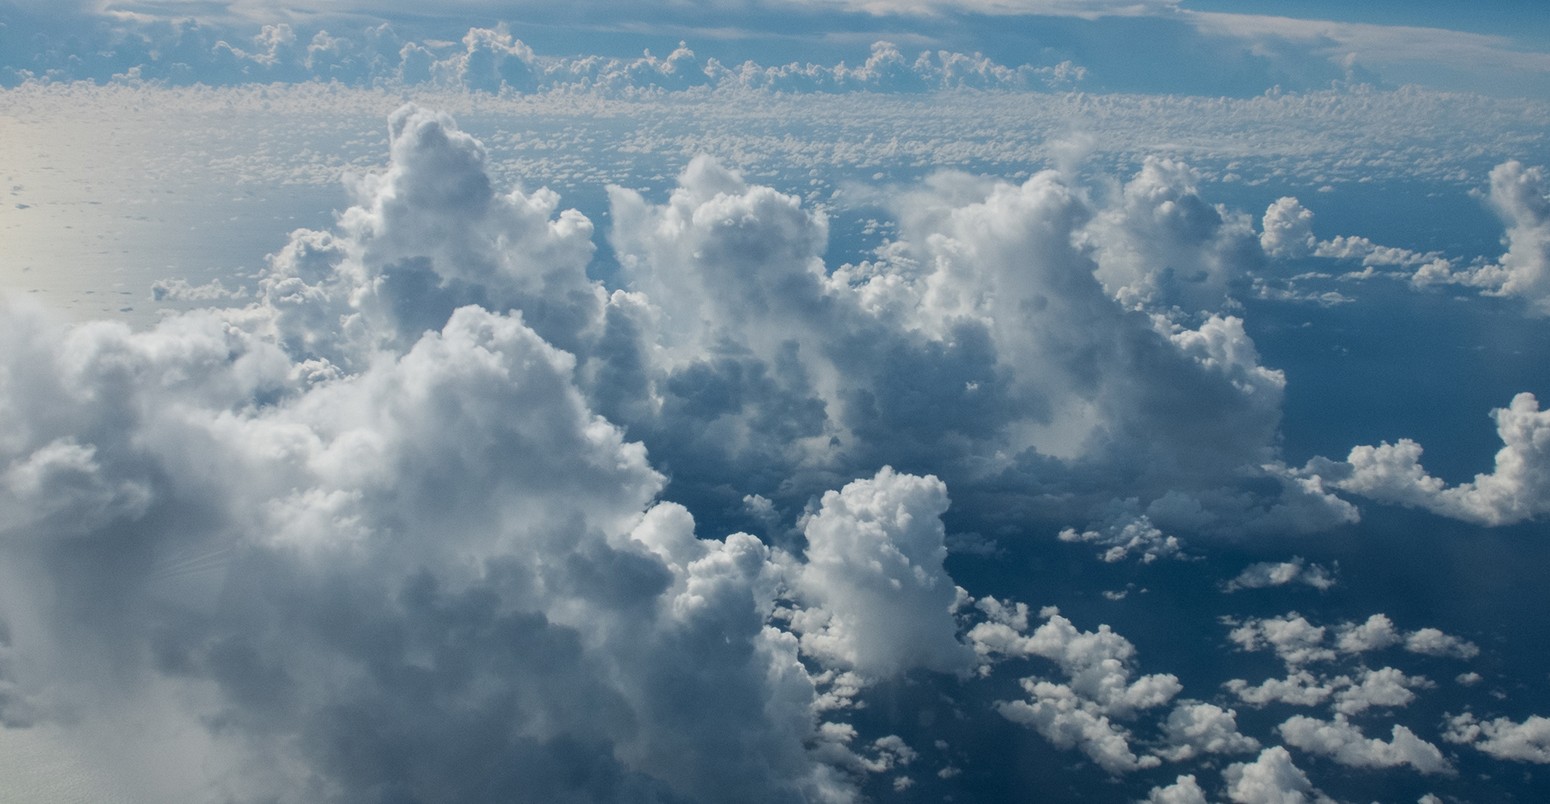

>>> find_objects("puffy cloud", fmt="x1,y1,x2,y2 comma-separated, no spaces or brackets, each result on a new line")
1086,156,1261,312
1404,628,1480,660
1157,700,1261,762
785,468,975,677
2,104,1079,802
1145,774,1209,804
1222,557,1335,593
1482,161,1550,314
1227,613,1336,667
1332,667,1432,715
1335,613,1402,654
1279,715,1452,774
1226,670,1345,709
1260,197,1315,259
1222,746,1332,804
1304,392,1550,526
1445,713,1550,763
972,604,1179,773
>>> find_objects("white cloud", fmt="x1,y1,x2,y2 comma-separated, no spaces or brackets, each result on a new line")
1157,700,1260,762
1335,613,1402,654
972,604,1179,773
1304,392,1550,526
1332,667,1432,716
1057,514,1182,564
1260,197,1315,260
1145,774,1209,804
1227,613,1335,668
786,467,976,677
1222,557,1335,593
1482,161,1550,313
1405,628,1480,660
1226,670,1345,709
1279,715,1451,774
1445,712,1550,763
1222,746,1332,804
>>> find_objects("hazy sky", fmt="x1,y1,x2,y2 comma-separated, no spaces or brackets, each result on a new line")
3,1,1550,802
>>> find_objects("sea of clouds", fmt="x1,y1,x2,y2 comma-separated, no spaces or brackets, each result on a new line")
4,96,1549,801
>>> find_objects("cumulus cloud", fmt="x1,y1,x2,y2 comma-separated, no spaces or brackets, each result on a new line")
1332,667,1432,716
1145,774,1209,804
1226,670,1345,709
1058,513,1183,563
1481,161,1550,314
1222,557,1335,593
1279,715,1452,774
1227,613,1336,667
1222,746,1332,804
1260,197,1315,259
1445,713,1550,763
1156,701,1261,762
972,603,1179,773
8,93,1531,800
1304,393,1550,526
784,468,976,677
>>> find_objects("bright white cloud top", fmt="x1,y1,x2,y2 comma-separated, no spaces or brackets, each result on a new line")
3,1,1550,802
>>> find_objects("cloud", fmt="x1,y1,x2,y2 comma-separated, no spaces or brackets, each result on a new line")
1222,557,1335,593
1057,513,1183,564
1260,197,1315,260
1445,713,1550,763
1227,613,1336,668
1222,746,1332,804
972,603,1179,773
1156,700,1260,762
1279,715,1452,774
1145,774,1209,804
784,467,976,677
1331,667,1432,716
1482,160,1550,313
1226,670,1344,709
1404,628,1480,660
1303,392,1550,526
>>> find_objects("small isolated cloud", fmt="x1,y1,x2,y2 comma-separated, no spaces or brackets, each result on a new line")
1260,196,1315,259
1058,513,1183,563
1279,715,1452,774
1222,556,1335,593
1405,627,1481,660
1445,712,1550,763
1304,392,1550,526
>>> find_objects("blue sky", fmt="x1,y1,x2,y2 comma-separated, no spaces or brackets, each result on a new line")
3,1,1550,803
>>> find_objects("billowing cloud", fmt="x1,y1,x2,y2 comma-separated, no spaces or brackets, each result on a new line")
1445,713,1550,763
972,603,1180,773
1260,197,1315,260
1222,746,1332,804
1157,700,1261,762
1303,393,1550,526
1279,715,1451,774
